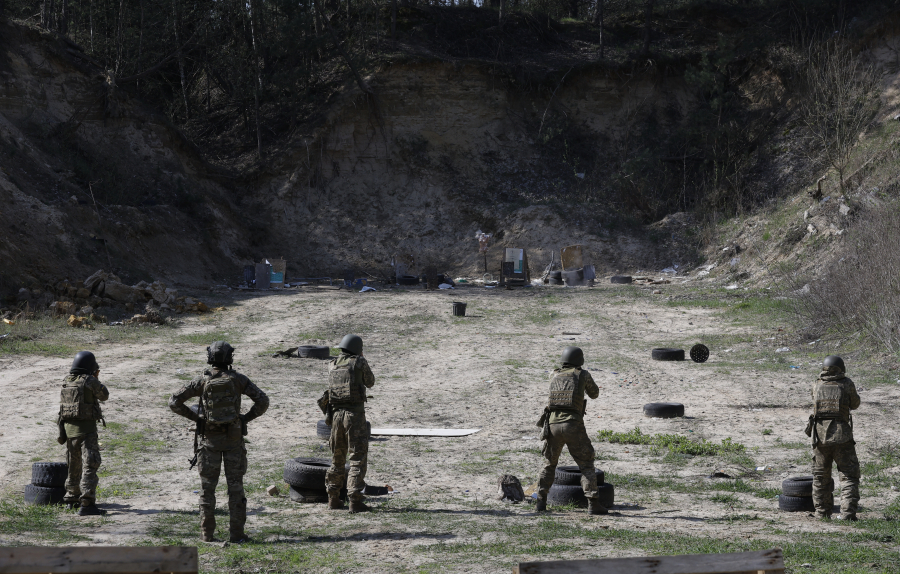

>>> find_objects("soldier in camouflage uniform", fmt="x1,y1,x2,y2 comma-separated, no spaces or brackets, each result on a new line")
58,351,109,516
807,355,861,520
169,341,269,542
535,346,605,515
324,334,375,513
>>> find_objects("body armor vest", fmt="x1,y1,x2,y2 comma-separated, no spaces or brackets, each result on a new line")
814,380,851,423
329,357,364,407
202,371,240,429
548,368,584,413
59,375,102,421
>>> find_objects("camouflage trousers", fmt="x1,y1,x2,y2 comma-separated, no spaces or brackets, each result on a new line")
537,420,598,500
64,433,101,505
326,409,368,502
197,442,247,540
812,441,860,517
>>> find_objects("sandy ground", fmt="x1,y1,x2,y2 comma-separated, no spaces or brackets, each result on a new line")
1,282,898,572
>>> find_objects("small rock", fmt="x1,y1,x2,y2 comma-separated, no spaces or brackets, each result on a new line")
652,289,662,294
76,288,90,299
266,485,280,497
839,204,851,216
807,223,817,234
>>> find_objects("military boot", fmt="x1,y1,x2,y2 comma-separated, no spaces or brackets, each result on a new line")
837,514,858,521
535,496,547,512
328,494,345,510
587,498,608,515
78,503,106,516
349,500,370,514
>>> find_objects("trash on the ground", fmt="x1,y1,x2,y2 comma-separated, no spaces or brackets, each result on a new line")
2,318,14,325
775,347,790,353
369,428,481,437
272,347,299,358
438,283,454,289
725,284,739,290
360,286,376,292
266,485,280,497
708,472,732,479
497,474,525,503
661,267,677,274
108,321,123,326
730,257,740,266
652,289,662,294
0,333,9,339
523,483,538,497
756,466,773,472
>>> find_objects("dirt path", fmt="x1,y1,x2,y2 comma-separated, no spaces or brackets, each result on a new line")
1,283,898,572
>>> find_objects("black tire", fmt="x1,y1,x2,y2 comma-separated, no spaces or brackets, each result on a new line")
550,271,562,280
24,484,66,506
548,277,564,285
690,344,710,363
778,494,815,512
288,486,328,503
651,348,685,361
398,275,419,286
782,476,815,498
610,275,632,284
547,483,615,509
316,420,371,440
283,457,331,489
317,420,331,440
297,345,331,359
31,462,67,488
643,402,685,418
554,466,604,486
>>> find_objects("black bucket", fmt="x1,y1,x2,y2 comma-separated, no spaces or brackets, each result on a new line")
452,302,467,317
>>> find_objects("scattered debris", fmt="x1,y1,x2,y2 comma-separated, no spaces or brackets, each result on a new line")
266,485,280,497
2,318,14,325
271,347,299,358
360,286,377,292
369,428,481,437
66,315,93,329
497,474,525,503
775,347,790,353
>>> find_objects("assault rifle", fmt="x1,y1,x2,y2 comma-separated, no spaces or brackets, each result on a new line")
188,401,204,470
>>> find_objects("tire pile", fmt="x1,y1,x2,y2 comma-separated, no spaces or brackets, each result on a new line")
779,475,816,512
25,462,67,505
283,457,345,503
547,466,614,509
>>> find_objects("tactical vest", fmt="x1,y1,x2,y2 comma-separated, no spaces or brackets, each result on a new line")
814,380,851,423
59,375,103,421
202,371,241,429
548,368,585,413
329,356,364,407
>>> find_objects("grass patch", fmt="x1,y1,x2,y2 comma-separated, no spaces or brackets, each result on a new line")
598,427,746,457
0,500,86,543
102,421,167,456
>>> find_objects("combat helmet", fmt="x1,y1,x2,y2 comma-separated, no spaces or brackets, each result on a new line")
71,351,99,375
207,341,235,366
339,334,363,356
561,346,584,367
823,355,845,372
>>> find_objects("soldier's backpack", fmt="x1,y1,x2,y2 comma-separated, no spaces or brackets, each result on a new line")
548,367,585,413
329,356,364,406
59,375,102,421
814,380,850,422
202,371,241,428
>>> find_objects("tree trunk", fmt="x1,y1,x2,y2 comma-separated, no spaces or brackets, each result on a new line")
60,0,68,34
248,0,264,160
172,0,190,121
641,0,653,56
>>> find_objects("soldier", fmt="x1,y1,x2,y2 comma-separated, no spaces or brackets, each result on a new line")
535,346,605,515
324,334,375,513
807,355,861,520
169,341,269,542
58,351,109,516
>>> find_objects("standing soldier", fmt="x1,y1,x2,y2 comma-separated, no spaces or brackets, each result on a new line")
58,351,109,516
807,355,861,520
535,346,605,515
324,334,375,513
169,341,269,542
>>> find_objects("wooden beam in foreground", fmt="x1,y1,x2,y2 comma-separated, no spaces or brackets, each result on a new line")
514,548,785,574
0,546,198,574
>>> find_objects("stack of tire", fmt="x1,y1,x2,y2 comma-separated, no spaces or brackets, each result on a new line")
547,466,614,509
25,462,67,506
283,457,347,503
778,475,816,512
316,420,371,440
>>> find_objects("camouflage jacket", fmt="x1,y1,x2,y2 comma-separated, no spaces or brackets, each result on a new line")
811,372,860,445
549,368,599,424
328,353,375,413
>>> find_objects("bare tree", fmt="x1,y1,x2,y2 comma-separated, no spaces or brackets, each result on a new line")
797,39,880,192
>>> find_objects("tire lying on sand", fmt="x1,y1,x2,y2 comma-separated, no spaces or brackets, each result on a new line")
643,402,685,418
284,457,332,489
31,462,67,488
398,275,419,286
316,420,371,440
547,483,615,509
651,348,685,361
782,476,815,498
689,344,710,363
610,276,632,284
24,484,66,506
289,486,329,503
554,466,605,486
297,345,331,359
778,494,815,512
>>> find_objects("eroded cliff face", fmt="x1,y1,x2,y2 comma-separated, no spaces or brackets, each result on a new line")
254,62,696,279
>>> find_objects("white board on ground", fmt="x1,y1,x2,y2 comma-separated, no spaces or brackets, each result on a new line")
370,428,481,437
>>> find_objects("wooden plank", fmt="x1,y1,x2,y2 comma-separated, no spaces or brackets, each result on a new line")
0,546,197,574
516,548,783,574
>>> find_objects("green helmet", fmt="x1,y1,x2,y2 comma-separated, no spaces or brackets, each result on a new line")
823,355,845,371
339,334,363,355
561,346,584,367
207,341,234,366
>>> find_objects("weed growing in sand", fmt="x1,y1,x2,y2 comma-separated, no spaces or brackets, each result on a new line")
598,428,746,457
0,500,86,542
